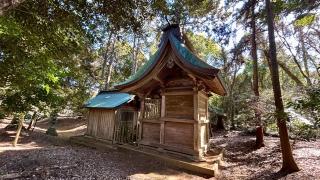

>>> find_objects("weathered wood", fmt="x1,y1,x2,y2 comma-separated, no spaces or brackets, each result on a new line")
198,95,208,122
160,122,164,144
164,122,194,149
161,117,196,124
165,95,193,119
86,109,115,141
144,98,160,120
193,91,199,152
142,122,160,143
163,90,194,96
113,109,137,144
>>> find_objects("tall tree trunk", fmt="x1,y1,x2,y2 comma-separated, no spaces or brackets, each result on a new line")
27,112,37,130
298,28,312,85
104,41,116,90
131,34,138,75
251,0,264,148
265,0,299,173
12,113,24,147
101,32,113,79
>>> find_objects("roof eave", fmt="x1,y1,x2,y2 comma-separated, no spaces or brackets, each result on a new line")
114,38,170,90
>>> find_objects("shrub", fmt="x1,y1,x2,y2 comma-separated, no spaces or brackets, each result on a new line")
290,120,318,141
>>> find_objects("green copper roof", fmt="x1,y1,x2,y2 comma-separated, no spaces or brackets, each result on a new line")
115,33,217,89
84,92,134,109
169,34,214,69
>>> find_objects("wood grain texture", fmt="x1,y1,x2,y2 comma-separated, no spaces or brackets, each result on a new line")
142,122,160,143
165,95,194,119
164,122,194,149
86,109,115,141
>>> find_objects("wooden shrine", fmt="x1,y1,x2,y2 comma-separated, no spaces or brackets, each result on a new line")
84,91,139,144
114,24,226,160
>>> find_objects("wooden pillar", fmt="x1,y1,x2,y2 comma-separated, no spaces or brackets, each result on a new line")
160,95,165,144
161,95,166,117
206,96,210,141
193,90,199,152
138,98,145,142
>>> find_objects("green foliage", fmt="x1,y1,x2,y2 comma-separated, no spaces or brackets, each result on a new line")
0,111,5,119
294,13,316,27
289,86,320,128
290,120,319,140
186,31,222,65
266,122,278,133
0,0,93,115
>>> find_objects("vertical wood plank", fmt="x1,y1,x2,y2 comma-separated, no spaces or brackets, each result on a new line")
161,95,166,117
160,122,165,144
193,91,199,151
139,98,145,141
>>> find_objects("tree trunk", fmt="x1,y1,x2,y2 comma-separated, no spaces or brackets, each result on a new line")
298,28,312,85
101,32,113,79
263,50,304,87
278,61,305,87
12,113,24,147
265,0,299,173
27,112,37,130
131,34,138,75
251,0,264,148
104,41,116,90
276,26,311,85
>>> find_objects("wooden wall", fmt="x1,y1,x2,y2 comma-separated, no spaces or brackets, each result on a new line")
142,122,160,144
164,121,194,149
138,90,210,159
165,95,194,119
86,109,115,141
198,93,208,122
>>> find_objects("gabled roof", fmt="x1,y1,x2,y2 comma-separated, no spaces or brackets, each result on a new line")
114,24,227,95
84,92,134,109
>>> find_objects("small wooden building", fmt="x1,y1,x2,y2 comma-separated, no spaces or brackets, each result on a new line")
114,24,227,160
84,91,138,144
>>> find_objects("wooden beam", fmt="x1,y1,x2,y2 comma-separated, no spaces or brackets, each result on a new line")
154,76,165,88
163,90,193,96
193,90,199,152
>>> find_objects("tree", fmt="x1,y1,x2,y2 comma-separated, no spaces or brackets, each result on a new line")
265,0,299,172
250,0,264,148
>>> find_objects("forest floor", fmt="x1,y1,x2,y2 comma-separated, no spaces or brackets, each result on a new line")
0,118,320,180
211,131,320,180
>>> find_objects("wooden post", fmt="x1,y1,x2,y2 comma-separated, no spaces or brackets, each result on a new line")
161,95,166,117
160,95,165,144
138,98,145,142
206,94,210,142
193,90,199,152
13,113,24,147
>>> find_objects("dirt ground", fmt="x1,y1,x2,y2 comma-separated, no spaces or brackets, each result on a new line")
0,119,209,180
212,131,320,180
1,118,320,180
